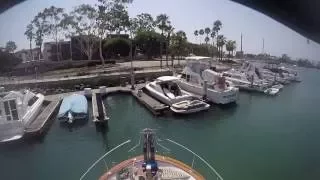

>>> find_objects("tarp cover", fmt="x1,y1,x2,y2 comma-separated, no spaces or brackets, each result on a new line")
57,94,88,118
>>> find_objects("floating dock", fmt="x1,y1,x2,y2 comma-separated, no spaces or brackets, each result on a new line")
24,99,61,136
132,87,169,116
44,84,169,119
92,93,109,123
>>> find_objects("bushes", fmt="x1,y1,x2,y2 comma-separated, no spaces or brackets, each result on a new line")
103,38,131,58
134,31,164,59
0,51,22,73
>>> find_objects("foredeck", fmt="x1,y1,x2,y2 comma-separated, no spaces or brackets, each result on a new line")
99,155,205,180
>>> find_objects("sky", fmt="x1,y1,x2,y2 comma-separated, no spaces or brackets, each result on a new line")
0,0,320,60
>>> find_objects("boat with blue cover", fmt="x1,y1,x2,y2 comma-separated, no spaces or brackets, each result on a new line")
57,94,88,123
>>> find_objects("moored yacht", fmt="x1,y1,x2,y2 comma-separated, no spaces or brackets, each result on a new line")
0,90,44,142
176,56,239,104
145,76,210,114
222,69,269,92
279,66,301,82
264,87,280,96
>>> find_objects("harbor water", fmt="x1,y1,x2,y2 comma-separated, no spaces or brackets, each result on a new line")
1,68,320,180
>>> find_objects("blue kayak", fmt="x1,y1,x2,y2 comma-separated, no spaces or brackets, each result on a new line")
57,94,88,123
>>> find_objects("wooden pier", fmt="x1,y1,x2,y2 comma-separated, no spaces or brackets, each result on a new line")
92,93,109,123
132,87,169,116
44,84,169,121
24,99,61,136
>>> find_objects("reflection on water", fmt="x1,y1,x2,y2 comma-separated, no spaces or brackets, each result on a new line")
59,118,89,132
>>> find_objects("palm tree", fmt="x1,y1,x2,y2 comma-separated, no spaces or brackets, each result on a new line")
25,23,34,61
156,14,170,68
204,27,211,44
205,36,210,44
204,27,211,56
175,30,187,64
194,30,198,44
213,20,222,58
210,31,216,58
199,29,204,44
230,40,236,57
165,24,174,67
226,40,236,58
217,35,226,61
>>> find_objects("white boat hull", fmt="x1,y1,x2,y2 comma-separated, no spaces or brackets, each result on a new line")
22,93,44,125
145,83,192,106
170,103,210,114
145,78,210,114
177,80,238,104
264,88,280,96
0,92,44,143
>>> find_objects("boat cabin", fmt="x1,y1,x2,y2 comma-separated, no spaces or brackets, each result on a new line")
0,90,39,125
155,76,184,98
185,56,214,75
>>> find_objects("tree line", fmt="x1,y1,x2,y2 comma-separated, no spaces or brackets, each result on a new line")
194,20,237,61
20,0,239,66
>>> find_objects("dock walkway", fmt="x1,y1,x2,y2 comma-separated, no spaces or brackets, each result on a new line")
24,100,61,135
45,84,169,118
92,93,109,123
132,87,169,116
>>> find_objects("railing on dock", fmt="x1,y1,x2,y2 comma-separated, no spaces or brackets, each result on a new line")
79,136,223,180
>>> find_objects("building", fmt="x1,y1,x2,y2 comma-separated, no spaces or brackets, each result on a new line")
235,51,244,59
43,41,71,61
43,34,132,61
71,36,99,60
43,37,100,61
14,48,41,63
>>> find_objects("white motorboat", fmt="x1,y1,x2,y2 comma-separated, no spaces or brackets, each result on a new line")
0,90,44,142
264,88,280,96
170,99,210,114
279,66,301,82
222,69,269,92
175,56,239,104
272,84,284,90
258,68,290,85
145,76,210,114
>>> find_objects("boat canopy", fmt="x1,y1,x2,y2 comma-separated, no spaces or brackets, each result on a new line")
57,94,88,118
185,56,213,61
156,76,180,82
181,67,202,84
202,69,220,85
185,57,213,75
